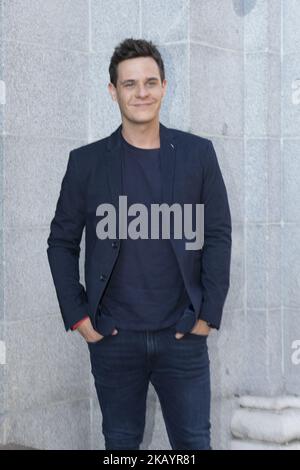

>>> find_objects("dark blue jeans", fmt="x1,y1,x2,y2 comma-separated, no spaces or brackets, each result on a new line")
87,324,211,450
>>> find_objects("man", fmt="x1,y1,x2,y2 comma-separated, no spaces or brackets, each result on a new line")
47,38,232,450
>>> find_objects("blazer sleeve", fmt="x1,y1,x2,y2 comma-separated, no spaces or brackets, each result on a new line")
47,150,89,332
198,140,232,330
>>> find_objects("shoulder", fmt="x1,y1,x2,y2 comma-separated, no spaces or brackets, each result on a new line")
170,127,212,152
67,135,109,174
70,136,108,159
170,127,215,168
60,136,108,188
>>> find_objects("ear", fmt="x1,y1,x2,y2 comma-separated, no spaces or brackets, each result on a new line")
108,82,117,101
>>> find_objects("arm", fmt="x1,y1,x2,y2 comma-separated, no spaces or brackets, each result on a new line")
47,150,90,332
198,140,232,330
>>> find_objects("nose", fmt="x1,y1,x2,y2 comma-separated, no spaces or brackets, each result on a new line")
135,85,149,98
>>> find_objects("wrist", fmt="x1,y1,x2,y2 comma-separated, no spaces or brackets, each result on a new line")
71,316,89,331
77,317,92,333
195,319,211,334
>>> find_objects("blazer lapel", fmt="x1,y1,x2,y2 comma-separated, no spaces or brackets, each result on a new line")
159,121,176,206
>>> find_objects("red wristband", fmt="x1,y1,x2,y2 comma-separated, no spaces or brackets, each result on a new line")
71,316,89,330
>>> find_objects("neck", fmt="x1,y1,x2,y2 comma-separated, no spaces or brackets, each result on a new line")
120,118,160,149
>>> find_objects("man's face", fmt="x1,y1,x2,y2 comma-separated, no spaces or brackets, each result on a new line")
108,56,167,124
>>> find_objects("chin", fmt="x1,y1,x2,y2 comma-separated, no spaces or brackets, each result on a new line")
131,115,156,124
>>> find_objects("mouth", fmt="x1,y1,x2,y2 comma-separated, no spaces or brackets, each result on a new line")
133,103,154,107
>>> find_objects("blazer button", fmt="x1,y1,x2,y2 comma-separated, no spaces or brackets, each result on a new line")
100,274,107,281
111,241,118,249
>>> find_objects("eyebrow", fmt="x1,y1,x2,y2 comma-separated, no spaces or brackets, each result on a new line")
120,77,159,85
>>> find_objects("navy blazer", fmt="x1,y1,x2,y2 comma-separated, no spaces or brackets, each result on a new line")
47,122,232,334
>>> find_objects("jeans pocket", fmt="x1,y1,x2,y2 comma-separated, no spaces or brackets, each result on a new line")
96,306,117,336
187,331,208,339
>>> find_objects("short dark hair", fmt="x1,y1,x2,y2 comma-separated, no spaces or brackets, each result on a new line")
109,38,165,88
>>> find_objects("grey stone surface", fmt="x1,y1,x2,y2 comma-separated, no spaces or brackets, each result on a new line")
282,224,300,308
0,318,8,414
231,396,300,446
246,139,281,223
244,0,281,52
0,0,298,452
4,228,66,321
247,224,268,308
282,0,300,53
244,52,281,137
0,0,92,450
283,139,300,222
156,44,190,131
90,395,105,451
142,0,188,44
210,307,246,396
246,224,281,309
0,230,3,322
242,308,283,396
0,138,3,232
5,315,90,412
210,137,245,224
5,398,91,450
91,0,140,53
89,49,121,141
283,308,300,395
223,223,244,312
281,53,300,138
3,41,89,139
2,0,89,51
190,0,244,51
211,396,238,450
243,309,269,395
190,43,244,137
0,443,36,450
0,374,8,416
3,136,86,229
267,309,284,394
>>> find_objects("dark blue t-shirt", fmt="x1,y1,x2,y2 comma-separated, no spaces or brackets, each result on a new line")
100,131,190,331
